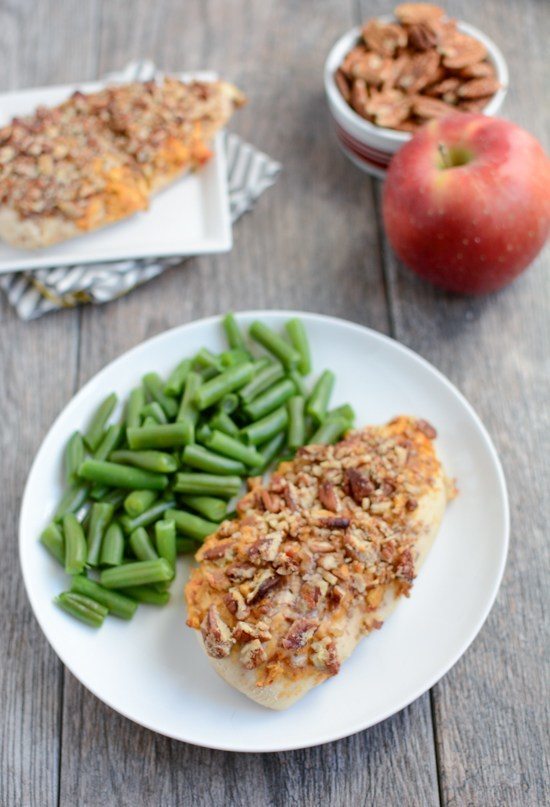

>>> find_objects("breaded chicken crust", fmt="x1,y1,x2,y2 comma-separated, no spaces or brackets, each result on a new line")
185,416,453,710
0,78,244,249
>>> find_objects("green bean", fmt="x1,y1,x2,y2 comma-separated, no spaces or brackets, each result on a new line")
194,347,223,373
288,369,308,397
70,575,138,619
309,416,349,445
256,430,286,470
165,509,218,541
129,527,159,562
180,495,227,522
155,519,176,570
89,484,109,501
182,444,247,476
244,378,296,421
79,459,168,490
176,537,197,555
208,411,240,437
327,403,356,423
98,488,126,508
306,370,335,424
217,393,239,414
100,558,173,588
285,318,312,375
220,348,250,367
126,387,145,430
127,423,192,450
239,362,285,404
204,430,263,468
194,363,255,411
55,592,108,627
223,312,246,350
174,472,242,499
84,393,117,452
176,370,202,434
62,513,87,575
100,522,125,567
164,358,192,398
94,423,124,461
110,449,178,474
54,483,89,521
142,416,157,427
249,321,300,369
141,401,168,424
287,395,306,449
123,489,157,518
65,432,85,485
143,372,178,419
120,499,175,534
40,522,65,565
240,406,288,446
123,585,170,605
195,423,213,443
86,502,114,567
198,365,219,381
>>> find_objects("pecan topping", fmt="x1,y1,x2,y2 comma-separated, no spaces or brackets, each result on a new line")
281,619,319,650
240,640,268,670
246,570,280,604
318,516,350,530
344,468,375,504
200,606,234,659
416,419,437,439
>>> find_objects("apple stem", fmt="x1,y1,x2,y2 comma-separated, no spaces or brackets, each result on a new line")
438,142,452,169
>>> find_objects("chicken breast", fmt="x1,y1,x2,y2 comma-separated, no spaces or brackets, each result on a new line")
0,78,244,249
185,416,453,710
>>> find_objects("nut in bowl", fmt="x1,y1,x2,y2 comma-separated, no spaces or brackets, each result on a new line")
324,4,509,177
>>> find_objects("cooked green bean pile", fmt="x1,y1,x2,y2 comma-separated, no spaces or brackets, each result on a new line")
40,314,355,628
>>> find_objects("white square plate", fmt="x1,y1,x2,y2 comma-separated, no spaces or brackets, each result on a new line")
0,73,232,274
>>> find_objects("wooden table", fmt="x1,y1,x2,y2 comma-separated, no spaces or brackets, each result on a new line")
1,1,548,804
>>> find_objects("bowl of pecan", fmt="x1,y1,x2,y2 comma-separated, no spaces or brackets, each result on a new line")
324,3,508,177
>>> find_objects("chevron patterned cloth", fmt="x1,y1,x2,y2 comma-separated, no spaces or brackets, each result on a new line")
0,61,281,320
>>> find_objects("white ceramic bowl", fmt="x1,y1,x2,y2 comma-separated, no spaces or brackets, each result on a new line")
324,19,509,178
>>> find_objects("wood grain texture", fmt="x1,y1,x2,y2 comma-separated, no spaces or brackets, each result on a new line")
359,1,550,805
0,2,99,805
1,0,548,805
57,1,437,806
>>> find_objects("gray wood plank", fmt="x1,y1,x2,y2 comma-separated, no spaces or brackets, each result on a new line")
0,3,99,805
356,0,550,804
58,1,438,805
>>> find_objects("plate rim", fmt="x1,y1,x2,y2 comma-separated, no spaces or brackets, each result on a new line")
18,310,510,752
0,73,232,273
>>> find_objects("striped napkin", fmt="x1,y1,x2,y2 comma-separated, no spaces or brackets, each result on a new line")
0,61,281,320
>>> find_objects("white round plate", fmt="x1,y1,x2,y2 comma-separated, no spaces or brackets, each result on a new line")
20,311,509,752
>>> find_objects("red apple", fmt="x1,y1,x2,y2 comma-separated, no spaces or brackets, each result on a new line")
382,114,550,294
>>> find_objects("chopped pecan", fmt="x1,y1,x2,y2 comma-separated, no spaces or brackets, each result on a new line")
395,547,415,582
226,563,256,582
240,639,267,670
334,69,351,102
318,481,339,512
281,618,319,650
248,532,282,564
344,468,375,504
233,620,272,643
318,516,350,530
416,419,437,439
200,605,234,659
311,637,340,675
259,490,283,513
224,588,250,620
202,540,233,561
350,79,370,118
398,50,440,94
246,570,280,604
